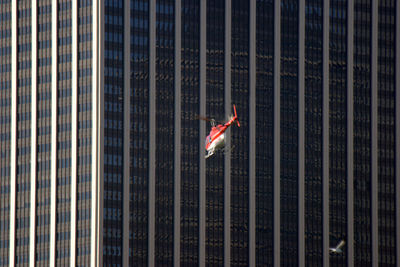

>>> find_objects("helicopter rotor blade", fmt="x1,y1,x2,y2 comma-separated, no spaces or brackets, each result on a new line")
196,115,213,122
196,115,225,125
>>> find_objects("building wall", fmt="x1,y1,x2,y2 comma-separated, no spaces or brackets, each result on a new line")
377,0,396,265
255,0,274,265
56,0,72,265
353,0,372,265
129,0,150,265
0,0,12,266
329,0,347,266
180,0,200,266
1,1,400,266
103,0,124,265
305,0,323,265
205,0,225,265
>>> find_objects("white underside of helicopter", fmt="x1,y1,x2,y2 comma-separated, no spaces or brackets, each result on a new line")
205,133,225,158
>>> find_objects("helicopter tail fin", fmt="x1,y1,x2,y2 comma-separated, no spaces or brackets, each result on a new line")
233,105,240,127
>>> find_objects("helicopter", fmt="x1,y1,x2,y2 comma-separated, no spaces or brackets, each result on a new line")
199,105,240,159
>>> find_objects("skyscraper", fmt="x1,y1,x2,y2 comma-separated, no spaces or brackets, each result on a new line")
0,0,399,266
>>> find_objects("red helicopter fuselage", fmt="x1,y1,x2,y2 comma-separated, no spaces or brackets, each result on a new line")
204,105,240,158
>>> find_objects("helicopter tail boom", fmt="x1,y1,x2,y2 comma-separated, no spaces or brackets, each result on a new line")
233,105,240,127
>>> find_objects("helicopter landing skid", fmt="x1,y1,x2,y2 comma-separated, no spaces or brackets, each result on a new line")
205,145,235,159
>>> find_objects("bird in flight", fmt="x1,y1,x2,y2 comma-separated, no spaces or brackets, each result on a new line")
329,240,345,254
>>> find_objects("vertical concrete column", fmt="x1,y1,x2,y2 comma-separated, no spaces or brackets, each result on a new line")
98,1,105,266
248,0,256,266
396,0,400,263
91,0,103,265
174,1,182,265
371,1,378,266
273,0,281,266
322,0,330,266
346,0,354,266
70,0,78,265
298,0,305,266
9,1,17,265
123,0,131,265
224,0,232,266
49,0,58,265
30,2,38,266
148,0,156,266
199,1,207,267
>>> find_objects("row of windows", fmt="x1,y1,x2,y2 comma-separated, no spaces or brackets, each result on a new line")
56,247,70,259
57,158,71,168
105,0,123,8
0,97,10,108
0,166,10,176
36,251,49,262
0,63,10,73
0,46,11,55
37,178,51,189
16,217,30,228
18,60,31,70
56,175,70,186
0,80,10,90
105,49,122,60
36,197,50,207
17,129,31,138
79,15,92,25
106,15,122,26
77,246,90,256
77,191,91,201
0,239,9,249
79,50,92,60
79,32,92,43
37,126,51,135
0,29,11,39
104,207,121,221
130,31,148,44
58,2,71,12
39,22,51,32
17,77,31,87
0,12,10,21
15,255,29,264
58,36,71,46
77,208,91,220
18,43,32,52
79,85,92,95
38,5,51,15
0,115,10,124
105,31,123,43
31,91,47,102
0,185,10,194
56,212,70,224
104,245,121,256
79,0,92,8
36,234,49,244
18,25,32,35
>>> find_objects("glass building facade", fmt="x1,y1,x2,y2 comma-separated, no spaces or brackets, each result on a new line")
205,1,224,265
56,1,72,265
255,0,274,265
305,0,323,265
180,0,200,266
0,0,399,266
353,0,372,265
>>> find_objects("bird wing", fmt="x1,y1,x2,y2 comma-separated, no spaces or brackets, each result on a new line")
336,240,345,250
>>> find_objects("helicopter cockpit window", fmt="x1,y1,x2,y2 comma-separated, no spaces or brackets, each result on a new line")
205,136,211,146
